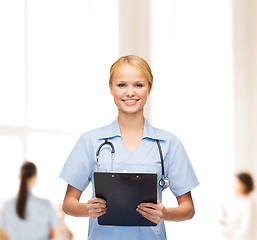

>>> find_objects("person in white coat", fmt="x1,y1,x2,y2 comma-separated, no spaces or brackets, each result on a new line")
220,172,256,240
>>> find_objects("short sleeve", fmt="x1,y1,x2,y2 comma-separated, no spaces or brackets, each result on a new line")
166,137,199,197
59,133,94,192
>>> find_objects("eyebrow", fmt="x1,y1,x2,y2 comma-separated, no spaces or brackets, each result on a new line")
115,80,145,83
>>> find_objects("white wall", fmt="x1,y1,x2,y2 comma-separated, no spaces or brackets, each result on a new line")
1,0,256,239
0,1,118,239
150,1,233,239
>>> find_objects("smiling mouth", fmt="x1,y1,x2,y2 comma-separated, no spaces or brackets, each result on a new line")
122,99,139,103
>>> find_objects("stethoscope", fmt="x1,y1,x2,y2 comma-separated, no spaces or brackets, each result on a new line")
96,139,169,188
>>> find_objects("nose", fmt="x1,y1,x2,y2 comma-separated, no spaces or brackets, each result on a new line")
126,85,135,97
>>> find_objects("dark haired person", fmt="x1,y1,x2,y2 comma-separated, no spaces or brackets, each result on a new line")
0,161,59,240
220,172,256,240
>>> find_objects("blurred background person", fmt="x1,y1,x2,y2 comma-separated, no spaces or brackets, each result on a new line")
55,204,73,240
0,161,59,240
219,172,256,240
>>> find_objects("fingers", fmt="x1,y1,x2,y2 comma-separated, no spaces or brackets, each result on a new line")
87,197,107,218
88,197,106,203
136,201,167,224
87,198,166,223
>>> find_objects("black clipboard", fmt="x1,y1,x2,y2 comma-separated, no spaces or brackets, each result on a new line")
94,172,157,226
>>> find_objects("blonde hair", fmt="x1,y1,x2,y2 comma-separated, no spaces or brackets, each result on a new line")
109,55,153,89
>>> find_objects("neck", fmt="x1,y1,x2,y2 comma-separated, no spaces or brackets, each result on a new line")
118,111,144,133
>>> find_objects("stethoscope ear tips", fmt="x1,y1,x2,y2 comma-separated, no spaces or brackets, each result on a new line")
159,177,169,188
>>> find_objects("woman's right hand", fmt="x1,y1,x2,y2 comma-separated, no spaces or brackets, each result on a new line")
63,185,106,218
86,198,107,218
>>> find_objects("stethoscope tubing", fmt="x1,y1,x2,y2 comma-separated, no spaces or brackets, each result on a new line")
96,139,115,171
96,138,169,188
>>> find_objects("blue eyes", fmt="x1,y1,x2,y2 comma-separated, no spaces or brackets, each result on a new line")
118,84,143,88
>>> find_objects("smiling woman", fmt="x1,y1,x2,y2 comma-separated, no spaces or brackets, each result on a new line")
109,55,152,117
108,56,153,153
59,55,199,240
110,64,150,116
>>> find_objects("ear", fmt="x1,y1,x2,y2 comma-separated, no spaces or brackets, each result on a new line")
109,84,114,96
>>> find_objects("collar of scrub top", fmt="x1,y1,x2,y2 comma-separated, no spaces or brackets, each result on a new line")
98,117,168,141
97,118,169,187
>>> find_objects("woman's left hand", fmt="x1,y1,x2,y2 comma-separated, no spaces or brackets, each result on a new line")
136,200,167,224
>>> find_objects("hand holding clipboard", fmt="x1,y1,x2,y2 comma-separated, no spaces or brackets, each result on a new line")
94,172,157,226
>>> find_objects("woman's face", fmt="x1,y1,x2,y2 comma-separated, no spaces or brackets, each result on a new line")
110,64,151,115
234,177,246,196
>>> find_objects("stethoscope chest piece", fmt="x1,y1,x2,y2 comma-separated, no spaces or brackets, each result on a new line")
159,176,169,188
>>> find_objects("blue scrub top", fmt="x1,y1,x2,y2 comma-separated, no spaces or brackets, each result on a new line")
0,192,59,240
60,118,199,240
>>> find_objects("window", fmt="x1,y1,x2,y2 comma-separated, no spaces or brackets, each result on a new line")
0,1,118,239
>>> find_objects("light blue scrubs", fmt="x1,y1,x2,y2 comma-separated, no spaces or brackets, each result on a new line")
60,118,199,240
0,191,59,240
